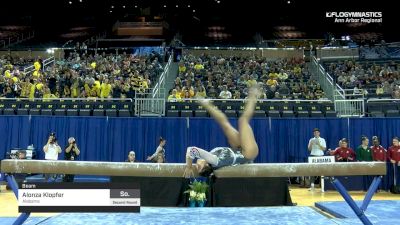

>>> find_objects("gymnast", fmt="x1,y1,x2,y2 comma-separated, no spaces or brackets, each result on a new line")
183,89,259,178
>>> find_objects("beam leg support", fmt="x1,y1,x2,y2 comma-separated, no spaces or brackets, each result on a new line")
330,176,380,225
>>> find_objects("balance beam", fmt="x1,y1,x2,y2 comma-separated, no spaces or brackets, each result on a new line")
214,162,386,177
0,159,387,225
0,160,386,177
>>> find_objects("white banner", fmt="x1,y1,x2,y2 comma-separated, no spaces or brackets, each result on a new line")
308,156,335,164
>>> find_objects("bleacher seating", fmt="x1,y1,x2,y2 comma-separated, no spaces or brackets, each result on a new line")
165,101,336,118
0,100,134,117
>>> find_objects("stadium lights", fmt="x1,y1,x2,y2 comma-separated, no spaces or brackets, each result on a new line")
135,5,138,8
68,1,72,4
46,48,55,54
193,9,196,12
123,5,126,8
164,5,167,8
188,5,191,8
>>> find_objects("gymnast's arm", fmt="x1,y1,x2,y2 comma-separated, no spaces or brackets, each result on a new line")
183,149,195,178
147,146,162,160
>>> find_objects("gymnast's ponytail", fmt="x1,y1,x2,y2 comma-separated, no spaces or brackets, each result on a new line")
199,164,214,178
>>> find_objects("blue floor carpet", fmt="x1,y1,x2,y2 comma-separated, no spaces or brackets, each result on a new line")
0,217,47,225
2,207,336,225
315,200,400,225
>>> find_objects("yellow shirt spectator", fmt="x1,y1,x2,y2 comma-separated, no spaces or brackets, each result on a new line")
71,86,79,98
21,83,32,98
195,90,207,98
266,78,278,86
168,90,182,102
179,65,187,74
29,84,36,99
4,70,11,78
246,79,257,87
33,71,41,78
269,72,278,80
140,80,149,89
194,64,204,70
101,83,112,98
183,86,195,97
293,66,302,75
93,81,101,97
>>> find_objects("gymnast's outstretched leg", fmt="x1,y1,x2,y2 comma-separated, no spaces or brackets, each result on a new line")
238,90,259,160
199,100,241,149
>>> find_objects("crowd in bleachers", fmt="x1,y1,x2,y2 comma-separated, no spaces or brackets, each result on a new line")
0,52,164,99
325,60,400,99
168,54,326,102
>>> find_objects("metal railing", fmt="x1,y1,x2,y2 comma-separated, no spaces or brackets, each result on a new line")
366,98,400,103
23,56,56,75
0,30,35,49
168,98,333,103
310,56,335,100
333,89,365,117
134,89,165,116
334,99,365,117
152,54,172,98
310,55,365,117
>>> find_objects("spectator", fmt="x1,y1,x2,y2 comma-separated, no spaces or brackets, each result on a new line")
393,90,400,99
375,84,384,95
371,136,387,162
307,128,327,191
168,89,182,102
194,85,207,99
233,90,241,99
126,151,137,163
388,137,400,166
0,52,164,99
356,136,373,161
329,138,356,162
266,85,276,99
266,77,278,87
43,132,61,181
63,137,80,182
219,85,232,99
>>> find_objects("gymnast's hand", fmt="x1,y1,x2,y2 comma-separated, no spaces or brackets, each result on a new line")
183,166,195,178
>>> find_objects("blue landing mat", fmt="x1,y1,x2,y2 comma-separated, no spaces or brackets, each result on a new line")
19,207,337,225
0,217,47,225
315,200,400,225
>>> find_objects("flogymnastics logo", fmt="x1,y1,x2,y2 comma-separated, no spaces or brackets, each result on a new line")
326,12,383,23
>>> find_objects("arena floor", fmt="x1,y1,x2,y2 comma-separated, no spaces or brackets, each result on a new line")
1,185,400,225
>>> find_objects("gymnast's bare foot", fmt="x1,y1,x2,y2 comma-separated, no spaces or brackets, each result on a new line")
198,99,212,107
241,87,258,120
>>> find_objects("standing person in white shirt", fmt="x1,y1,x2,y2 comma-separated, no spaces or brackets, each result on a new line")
307,128,327,191
219,85,232,99
43,132,62,181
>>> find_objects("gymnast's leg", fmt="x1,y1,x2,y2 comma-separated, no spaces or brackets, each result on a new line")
237,90,259,160
199,100,241,149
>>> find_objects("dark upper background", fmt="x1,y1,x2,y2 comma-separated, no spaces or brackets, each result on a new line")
0,0,396,46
